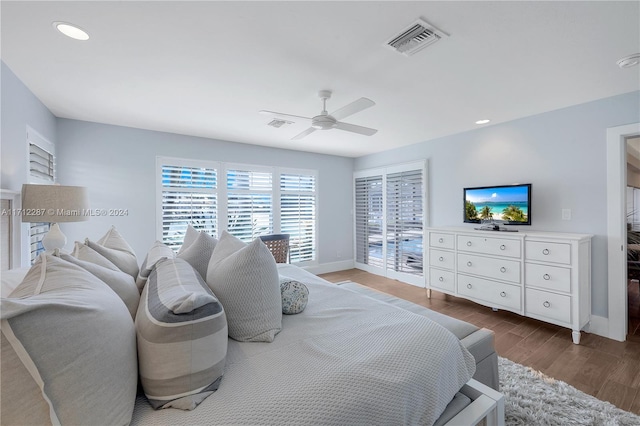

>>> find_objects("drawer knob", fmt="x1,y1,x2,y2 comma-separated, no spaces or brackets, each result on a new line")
543,274,551,280
467,241,472,246
439,277,444,282
467,261,472,267
439,256,444,262
439,238,444,243
542,249,550,255
500,266,507,273
467,283,472,289
500,244,506,250
500,291,506,297
543,301,551,308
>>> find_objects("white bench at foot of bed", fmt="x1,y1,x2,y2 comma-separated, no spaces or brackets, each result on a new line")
445,379,505,426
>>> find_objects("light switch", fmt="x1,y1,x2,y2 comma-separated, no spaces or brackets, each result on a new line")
562,209,571,220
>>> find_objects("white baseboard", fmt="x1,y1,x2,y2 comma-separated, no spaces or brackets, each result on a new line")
303,260,355,275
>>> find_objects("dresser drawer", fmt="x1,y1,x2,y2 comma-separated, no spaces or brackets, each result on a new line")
429,249,454,270
457,235,521,258
525,263,571,293
526,241,571,265
430,232,455,250
458,274,521,311
525,288,571,324
429,268,455,293
457,253,521,284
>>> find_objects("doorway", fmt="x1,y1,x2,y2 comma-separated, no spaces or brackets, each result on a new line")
607,123,640,341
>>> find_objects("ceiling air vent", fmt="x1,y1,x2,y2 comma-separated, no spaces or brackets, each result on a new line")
267,119,292,128
385,18,448,56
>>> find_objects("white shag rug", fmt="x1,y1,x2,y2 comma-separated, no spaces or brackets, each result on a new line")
499,357,640,425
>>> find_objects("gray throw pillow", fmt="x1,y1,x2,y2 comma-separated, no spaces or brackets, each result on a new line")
136,258,227,410
206,231,282,342
57,251,140,319
136,241,175,293
1,254,137,426
86,226,139,278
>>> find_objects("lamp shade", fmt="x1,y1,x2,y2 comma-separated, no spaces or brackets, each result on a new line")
21,184,90,223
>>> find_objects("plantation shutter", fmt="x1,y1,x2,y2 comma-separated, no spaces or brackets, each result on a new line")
29,143,54,182
27,129,55,263
280,173,316,262
226,168,272,242
355,175,384,268
386,169,423,275
161,163,217,251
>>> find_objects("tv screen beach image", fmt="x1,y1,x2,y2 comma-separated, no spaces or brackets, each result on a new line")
465,186,529,223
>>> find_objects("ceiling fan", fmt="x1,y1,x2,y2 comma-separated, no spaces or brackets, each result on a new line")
260,90,378,140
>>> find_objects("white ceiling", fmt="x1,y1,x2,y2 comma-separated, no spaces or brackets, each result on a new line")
2,1,639,157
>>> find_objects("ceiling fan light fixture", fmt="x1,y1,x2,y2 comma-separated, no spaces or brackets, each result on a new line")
53,22,89,41
617,54,640,69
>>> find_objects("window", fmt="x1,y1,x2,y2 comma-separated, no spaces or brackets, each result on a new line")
355,175,383,268
227,168,273,241
157,157,317,263
159,160,217,251
281,172,316,263
27,127,55,263
354,161,426,287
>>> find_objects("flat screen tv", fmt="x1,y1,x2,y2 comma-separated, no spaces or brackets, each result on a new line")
464,183,531,225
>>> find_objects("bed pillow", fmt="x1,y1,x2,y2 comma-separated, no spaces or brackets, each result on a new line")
177,224,200,255
136,258,227,410
71,241,121,270
1,254,137,426
177,230,217,280
279,276,309,315
56,251,140,319
86,226,139,278
206,231,281,342
136,241,175,293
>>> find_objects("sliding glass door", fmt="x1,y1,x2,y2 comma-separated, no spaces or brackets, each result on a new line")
354,161,426,287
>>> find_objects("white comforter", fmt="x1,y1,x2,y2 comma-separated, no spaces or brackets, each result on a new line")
131,265,476,425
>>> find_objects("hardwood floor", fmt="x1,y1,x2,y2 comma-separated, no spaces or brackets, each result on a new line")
318,268,640,415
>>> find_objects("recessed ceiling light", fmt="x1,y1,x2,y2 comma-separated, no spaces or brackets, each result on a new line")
617,54,640,69
475,119,491,125
53,22,89,41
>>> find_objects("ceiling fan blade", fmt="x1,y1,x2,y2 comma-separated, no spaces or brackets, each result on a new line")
330,98,375,121
259,110,312,122
292,127,317,140
334,121,378,136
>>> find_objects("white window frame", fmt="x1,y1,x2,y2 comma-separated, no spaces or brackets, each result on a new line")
157,157,318,265
354,160,427,287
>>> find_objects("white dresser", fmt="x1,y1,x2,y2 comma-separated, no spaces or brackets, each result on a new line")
427,227,592,344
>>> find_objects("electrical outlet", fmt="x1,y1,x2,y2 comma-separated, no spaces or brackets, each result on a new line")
562,209,571,220
336,251,342,259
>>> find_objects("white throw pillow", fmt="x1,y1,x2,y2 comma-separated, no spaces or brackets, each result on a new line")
279,276,309,315
71,241,120,271
177,230,217,280
86,226,139,278
206,231,282,342
1,254,137,426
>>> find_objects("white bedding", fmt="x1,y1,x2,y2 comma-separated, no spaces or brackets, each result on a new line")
131,265,476,425
1,267,29,298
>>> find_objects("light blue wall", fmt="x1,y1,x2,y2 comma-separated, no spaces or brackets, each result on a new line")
1,61,57,191
55,119,354,265
355,90,640,317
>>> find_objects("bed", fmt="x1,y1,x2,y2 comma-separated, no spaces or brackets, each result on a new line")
1,223,503,425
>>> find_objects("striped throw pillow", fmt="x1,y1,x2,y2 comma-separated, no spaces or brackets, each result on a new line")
136,258,228,410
